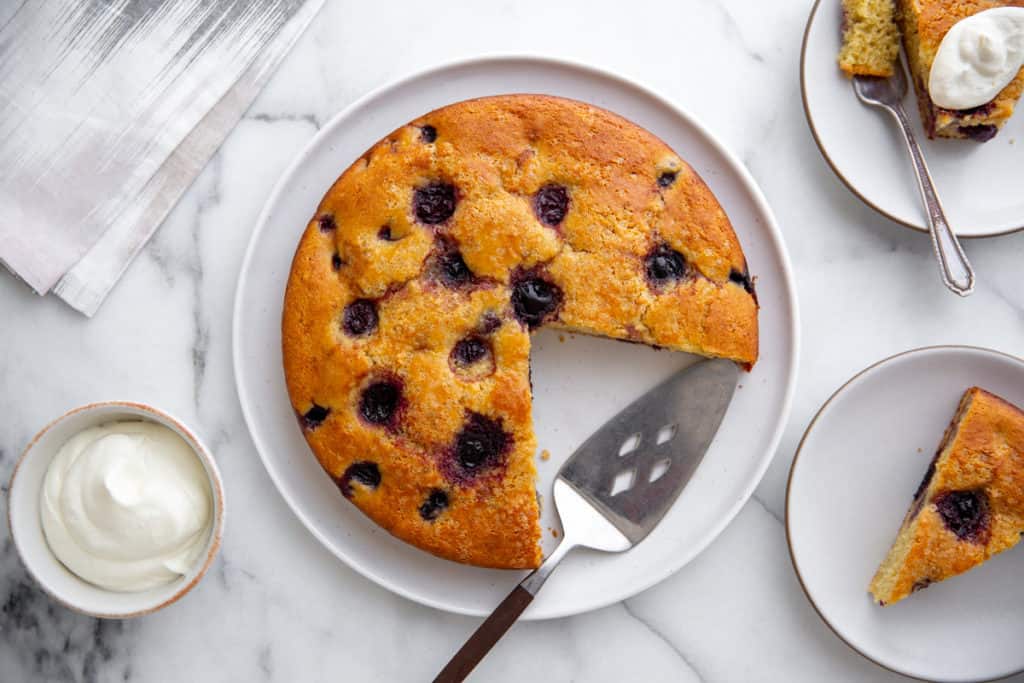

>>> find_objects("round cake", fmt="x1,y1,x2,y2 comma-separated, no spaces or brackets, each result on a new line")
282,95,759,569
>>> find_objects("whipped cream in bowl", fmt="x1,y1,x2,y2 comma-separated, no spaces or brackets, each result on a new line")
8,402,225,618
929,7,1024,110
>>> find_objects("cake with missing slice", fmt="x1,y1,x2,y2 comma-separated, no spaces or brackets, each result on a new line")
869,387,1024,605
282,95,759,569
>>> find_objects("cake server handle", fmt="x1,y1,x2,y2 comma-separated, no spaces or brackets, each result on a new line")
888,101,975,297
432,539,576,683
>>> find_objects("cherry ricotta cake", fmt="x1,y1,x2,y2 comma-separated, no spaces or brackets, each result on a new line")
282,95,759,569
870,387,1024,605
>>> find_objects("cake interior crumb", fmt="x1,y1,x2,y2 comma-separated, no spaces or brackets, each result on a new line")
838,0,899,78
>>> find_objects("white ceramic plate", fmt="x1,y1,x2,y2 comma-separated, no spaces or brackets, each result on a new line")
787,346,1024,682
233,55,799,619
801,0,1024,237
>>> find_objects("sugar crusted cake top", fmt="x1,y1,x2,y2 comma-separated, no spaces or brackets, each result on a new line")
839,0,901,77
282,95,758,568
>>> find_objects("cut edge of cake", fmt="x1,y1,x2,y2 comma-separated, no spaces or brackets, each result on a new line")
868,387,975,605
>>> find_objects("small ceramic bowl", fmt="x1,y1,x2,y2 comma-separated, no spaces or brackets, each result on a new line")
7,401,225,619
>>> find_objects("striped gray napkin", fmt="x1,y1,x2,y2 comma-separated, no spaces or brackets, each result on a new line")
0,0,323,316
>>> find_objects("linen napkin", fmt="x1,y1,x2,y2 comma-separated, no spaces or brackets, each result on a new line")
0,0,324,316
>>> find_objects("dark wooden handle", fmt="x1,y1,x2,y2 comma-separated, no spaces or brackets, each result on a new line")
432,584,534,683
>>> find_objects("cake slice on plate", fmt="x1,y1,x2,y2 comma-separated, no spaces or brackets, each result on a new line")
870,387,1024,605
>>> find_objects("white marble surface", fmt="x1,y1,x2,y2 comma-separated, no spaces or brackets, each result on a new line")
3,0,1024,680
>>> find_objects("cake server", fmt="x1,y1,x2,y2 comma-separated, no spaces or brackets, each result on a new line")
434,357,740,682
852,62,975,297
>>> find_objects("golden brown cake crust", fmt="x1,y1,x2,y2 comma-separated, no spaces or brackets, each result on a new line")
869,387,1024,604
282,95,758,569
898,0,1024,139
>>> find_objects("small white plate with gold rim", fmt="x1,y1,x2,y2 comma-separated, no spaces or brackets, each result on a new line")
802,0,1024,237
787,346,1024,682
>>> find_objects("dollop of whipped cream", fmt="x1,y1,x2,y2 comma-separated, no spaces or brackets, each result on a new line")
41,421,212,592
929,8,1024,110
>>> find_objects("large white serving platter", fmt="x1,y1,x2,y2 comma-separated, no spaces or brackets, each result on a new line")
233,56,798,619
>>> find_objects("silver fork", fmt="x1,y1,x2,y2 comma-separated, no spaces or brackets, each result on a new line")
853,65,975,297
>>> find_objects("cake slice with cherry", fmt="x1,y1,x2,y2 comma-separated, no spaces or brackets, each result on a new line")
870,387,1024,605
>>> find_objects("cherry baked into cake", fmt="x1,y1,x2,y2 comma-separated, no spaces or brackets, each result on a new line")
282,95,759,569
869,387,1024,605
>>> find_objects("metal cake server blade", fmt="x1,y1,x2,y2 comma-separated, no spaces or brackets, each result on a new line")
434,357,740,682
